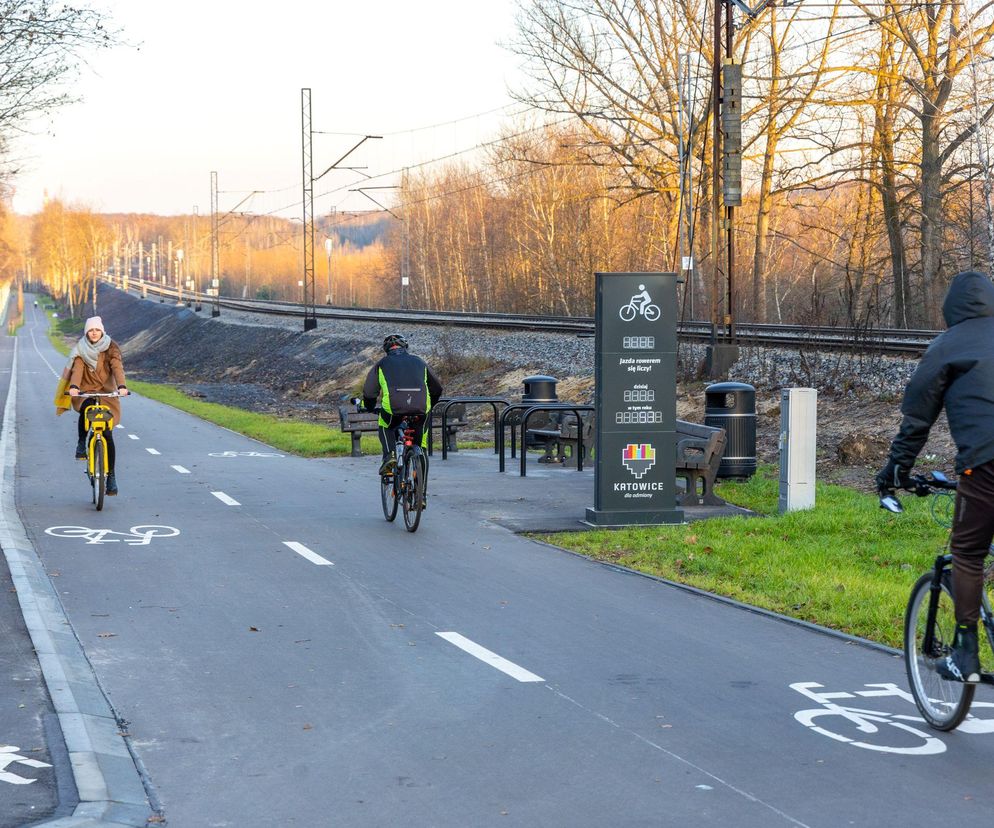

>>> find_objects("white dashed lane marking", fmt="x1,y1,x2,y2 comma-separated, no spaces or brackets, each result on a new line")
146,448,160,455
283,541,333,566
128,434,139,440
436,632,544,682
211,491,240,506
171,465,190,474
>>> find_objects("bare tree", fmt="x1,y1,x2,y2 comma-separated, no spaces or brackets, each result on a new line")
0,0,118,174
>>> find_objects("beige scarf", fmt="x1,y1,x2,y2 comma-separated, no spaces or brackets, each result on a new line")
67,333,111,372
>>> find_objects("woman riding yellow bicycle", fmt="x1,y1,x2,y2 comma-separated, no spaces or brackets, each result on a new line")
63,316,129,496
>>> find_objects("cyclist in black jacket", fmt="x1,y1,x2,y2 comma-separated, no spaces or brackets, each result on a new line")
362,334,443,478
877,270,994,683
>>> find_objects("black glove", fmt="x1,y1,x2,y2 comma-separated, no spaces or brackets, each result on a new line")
876,458,912,492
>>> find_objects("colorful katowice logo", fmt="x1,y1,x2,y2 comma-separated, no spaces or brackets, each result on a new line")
622,443,656,479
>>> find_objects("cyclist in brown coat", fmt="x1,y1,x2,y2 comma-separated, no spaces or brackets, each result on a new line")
66,316,129,495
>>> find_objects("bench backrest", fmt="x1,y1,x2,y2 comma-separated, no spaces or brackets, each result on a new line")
561,414,595,441
674,419,725,466
338,406,378,430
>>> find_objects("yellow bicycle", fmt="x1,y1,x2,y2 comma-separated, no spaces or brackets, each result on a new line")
80,392,119,511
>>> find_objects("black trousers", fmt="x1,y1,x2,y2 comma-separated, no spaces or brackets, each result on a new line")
77,401,116,473
377,413,427,460
950,459,994,624
378,413,429,493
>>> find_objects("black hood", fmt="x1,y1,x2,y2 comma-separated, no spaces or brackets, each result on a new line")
942,270,994,327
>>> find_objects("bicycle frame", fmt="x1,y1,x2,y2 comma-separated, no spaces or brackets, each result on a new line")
922,552,994,686
922,554,950,658
84,403,114,476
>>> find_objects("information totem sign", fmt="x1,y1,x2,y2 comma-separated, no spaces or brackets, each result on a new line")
586,272,684,526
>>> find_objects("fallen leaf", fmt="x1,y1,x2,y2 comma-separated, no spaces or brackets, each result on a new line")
249,626,259,632
97,633,117,638
303,723,313,731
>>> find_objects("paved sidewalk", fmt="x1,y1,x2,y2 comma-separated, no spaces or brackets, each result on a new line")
418,447,752,533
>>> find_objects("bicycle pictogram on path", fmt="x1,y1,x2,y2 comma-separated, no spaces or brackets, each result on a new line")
0,745,51,785
208,451,284,458
44,525,180,545
791,680,994,755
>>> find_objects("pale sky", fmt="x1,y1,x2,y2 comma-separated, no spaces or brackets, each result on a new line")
9,0,528,218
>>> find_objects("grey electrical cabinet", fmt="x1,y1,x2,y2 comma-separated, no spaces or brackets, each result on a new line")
778,388,818,514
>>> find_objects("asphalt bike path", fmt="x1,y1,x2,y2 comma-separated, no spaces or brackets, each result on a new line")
8,301,994,825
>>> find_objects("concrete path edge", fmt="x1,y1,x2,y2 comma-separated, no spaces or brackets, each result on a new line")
0,342,156,827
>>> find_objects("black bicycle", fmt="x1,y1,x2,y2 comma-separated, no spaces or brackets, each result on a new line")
881,471,994,730
352,400,427,532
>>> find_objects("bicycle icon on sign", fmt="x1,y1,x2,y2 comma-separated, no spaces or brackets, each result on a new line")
619,284,661,322
208,451,285,458
45,525,180,546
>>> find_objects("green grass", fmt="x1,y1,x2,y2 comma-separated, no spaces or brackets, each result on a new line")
128,381,379,457
47,312,80,357
540,466,952,648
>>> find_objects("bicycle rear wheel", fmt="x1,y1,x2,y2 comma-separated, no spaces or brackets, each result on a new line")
401,451,425,533
905,570,974,731
92,436,106,512
381,468,398,522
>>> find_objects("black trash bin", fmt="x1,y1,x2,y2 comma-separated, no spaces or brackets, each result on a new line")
521,375,559,450
522,375,558,404
704,382,757,479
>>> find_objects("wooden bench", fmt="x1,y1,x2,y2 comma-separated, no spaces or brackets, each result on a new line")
341,404,464,457
338,406,379,457
527,413,595,464
430,402,468,452
675,419,727,507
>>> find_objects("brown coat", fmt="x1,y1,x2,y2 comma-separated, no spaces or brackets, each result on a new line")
69,341,127,424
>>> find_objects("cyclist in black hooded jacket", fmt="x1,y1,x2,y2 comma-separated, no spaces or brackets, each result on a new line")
362,334,443,478
877,270,994,683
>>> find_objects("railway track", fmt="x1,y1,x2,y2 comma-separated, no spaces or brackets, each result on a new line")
120,280,935,356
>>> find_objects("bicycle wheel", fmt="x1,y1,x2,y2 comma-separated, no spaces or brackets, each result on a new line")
401,450,425,533
904,570,974,731
380,467,399,522
92,436,106,512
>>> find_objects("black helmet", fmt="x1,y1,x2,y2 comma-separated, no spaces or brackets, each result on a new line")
383,334,409,353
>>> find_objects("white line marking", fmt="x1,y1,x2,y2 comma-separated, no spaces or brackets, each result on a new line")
283,541,333,566
146,448,160,455
436,632,544,682
128,434,139,440
211,491,240,506
171,465,190,474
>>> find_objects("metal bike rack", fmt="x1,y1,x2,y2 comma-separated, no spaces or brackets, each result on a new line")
497,403,595,475
428,397,510,459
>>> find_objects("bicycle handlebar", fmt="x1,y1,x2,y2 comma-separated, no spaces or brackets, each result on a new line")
879,471,956,514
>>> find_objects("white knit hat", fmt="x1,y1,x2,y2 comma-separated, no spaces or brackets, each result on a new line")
84,316,104,334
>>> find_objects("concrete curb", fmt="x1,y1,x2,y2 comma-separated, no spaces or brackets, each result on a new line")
0,341,155,826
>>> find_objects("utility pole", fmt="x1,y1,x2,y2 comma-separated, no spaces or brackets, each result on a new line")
707,0,741,378
301,88,317,330
707,0,774,378
301,88,381,321
211,174,220,317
